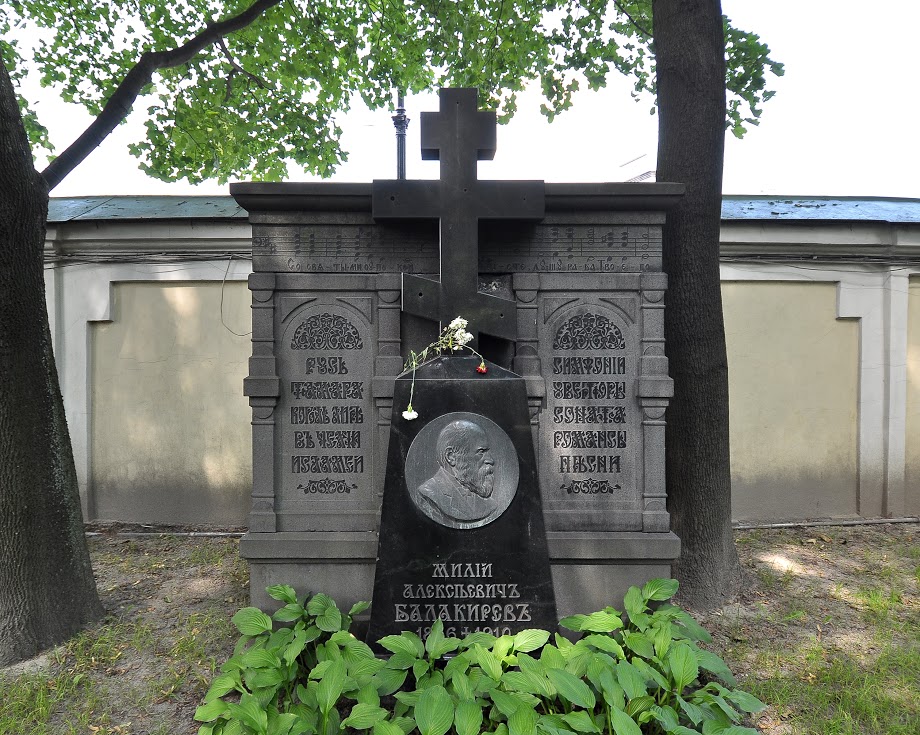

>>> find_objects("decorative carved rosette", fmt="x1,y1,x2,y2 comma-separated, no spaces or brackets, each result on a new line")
291,313,363,350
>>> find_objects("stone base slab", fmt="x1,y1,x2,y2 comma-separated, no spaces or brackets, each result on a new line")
242,531,680,616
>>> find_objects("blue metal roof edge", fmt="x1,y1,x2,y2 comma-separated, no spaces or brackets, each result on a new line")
47,194,920,225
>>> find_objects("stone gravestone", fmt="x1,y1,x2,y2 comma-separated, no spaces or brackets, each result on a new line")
232,88,682,622
367,357,557,642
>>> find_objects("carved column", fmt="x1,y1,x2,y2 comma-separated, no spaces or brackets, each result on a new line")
638,272,672,532
243,273,280,532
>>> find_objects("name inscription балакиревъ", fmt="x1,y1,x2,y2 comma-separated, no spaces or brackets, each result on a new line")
394,562,532,640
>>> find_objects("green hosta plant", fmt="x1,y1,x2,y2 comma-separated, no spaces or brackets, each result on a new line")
196,579,765,735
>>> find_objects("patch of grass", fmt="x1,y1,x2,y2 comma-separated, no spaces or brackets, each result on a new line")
753,639,920,735
855,586,903,619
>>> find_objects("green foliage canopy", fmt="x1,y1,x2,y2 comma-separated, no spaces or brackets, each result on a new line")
1,0,782,186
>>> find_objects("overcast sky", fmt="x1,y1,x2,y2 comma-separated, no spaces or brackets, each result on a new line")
23,0,920,200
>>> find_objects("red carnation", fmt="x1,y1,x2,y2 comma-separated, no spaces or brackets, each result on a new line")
476,363,487,374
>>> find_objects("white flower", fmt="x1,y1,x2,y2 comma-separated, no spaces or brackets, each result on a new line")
448,317,468,330
402,408,418,420
456,330,473,345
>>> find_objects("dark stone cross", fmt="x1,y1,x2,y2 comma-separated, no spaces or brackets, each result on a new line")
373,88,545,343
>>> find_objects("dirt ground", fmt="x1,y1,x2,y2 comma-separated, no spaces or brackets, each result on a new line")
1,522,918,734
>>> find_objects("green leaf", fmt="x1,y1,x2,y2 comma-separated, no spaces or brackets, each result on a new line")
546,668,595,709
378,633,424,659
560,711,600,734
580,611,623,633
316,659,346,716
203,672,239,702
232,607,273,636
582,635,625,659
273,602,305,622
641,579,679,602
559,614,588,632
267,585,299,604
621,632,654,659
372,667,408,696
508,705,538,735
653,625,672,660
513,629,550,653
696,650,736,686
676,695,705,725
474,644,503,681
373,722,405,735
413,658,430,682
667,644,699,692
724,689,766,714
307,594,342,632
625,695,654,718
615,661,647,700
349,601,371,616
194,698,229,722
343,703,389,730
425,619,446,658
607,707,642,735
649,704,680,731
454,699,484,735
623,587,645,620
228,693,268,734
489,688,524,718
415,685,454,735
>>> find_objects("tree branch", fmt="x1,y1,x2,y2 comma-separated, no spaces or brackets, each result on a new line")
613,1,653,39
41,0,283,190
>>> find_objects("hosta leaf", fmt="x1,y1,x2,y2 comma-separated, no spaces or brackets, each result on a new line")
508,705,538,735
607,707,642,735
425,619,446,658
615,661,647,700
630,658,669,690
696,650,736,686
194,698,228,722
454,699,484,735
581,610,623,633
558,614,588,632
274,603,305,622
583,634,625,659
204,672,239,702
343,703,389,730
316,659,346,716
489,688,523,717
373,720,405,735
392,717,417,734
415,685,455,735
724,689,766,714
641,579,679,602
266,584,299,604
546,667,595,709
513,629,550,653
540,644,566,671
371,668,409,697
625,695,654,718
653,625,672,660
649,704,680,731
560,711,600,734
232,607,273,636
284,628,308,666
450,670,473,700
667,644,699,692
623,587,645,621
621,632,654,659
676,695,705,725
349,601,371,616
474,644,503,681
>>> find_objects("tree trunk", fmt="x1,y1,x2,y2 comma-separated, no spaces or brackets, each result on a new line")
0,58,103,666
652,0,741,608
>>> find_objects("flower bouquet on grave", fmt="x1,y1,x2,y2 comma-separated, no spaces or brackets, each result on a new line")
401,316,487,420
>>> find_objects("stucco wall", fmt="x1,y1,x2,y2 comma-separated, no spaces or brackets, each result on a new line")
722,281,860,521
90,281,252,525
904,277,920,516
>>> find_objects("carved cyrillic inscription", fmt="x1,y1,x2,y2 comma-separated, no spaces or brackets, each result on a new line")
393,562,532,640
542,310,634,508
280,309,372,513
